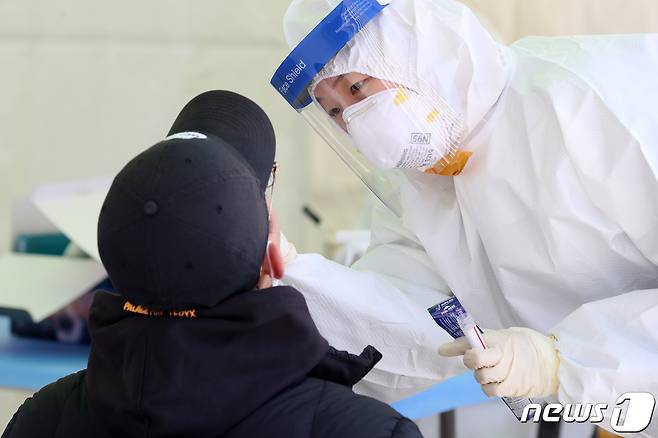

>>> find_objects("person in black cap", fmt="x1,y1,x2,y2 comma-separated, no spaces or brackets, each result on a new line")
2,91,422,438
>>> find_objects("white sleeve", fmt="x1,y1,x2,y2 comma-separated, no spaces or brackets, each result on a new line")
283,203,466,403
550,289,658,437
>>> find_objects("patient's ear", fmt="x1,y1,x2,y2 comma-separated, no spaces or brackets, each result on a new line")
265,241,285,280
258,203,284,289
258,241,285,289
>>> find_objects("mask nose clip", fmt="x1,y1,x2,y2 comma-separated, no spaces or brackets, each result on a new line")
343,96,379,126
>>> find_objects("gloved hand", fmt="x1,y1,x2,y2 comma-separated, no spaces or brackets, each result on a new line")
266,203,297,266
279,231,298,266
439,327,560,398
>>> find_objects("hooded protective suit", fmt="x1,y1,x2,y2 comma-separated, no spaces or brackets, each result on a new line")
278,0,658,434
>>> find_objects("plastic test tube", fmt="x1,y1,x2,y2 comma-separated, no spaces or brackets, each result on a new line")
455,312,536,421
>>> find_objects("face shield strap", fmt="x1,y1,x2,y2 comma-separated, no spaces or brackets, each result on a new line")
271,0,389,111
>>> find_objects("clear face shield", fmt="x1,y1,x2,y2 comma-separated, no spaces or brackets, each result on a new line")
272,0,470,216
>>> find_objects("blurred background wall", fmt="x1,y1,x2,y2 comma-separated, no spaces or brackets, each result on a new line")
0,0,329,257
1,0,658,258
1,0,657,434
464,0,658,42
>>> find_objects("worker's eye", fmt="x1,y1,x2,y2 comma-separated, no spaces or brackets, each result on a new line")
350,80,366,95
328,107,342,118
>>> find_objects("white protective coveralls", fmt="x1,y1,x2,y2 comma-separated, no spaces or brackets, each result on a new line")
280,0,658,434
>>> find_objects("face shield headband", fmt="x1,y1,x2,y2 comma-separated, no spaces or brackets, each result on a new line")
271,0,389,111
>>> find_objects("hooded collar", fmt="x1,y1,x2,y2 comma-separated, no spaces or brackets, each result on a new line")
85,287,329,437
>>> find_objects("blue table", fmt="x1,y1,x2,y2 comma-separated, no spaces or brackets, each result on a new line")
392,372,489,420
0,318,88,391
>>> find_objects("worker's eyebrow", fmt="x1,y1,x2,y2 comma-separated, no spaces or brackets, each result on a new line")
315,74,345,104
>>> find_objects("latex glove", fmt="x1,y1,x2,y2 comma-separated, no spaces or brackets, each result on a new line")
439,327,560,398
279,232,298,266
266,203,297,266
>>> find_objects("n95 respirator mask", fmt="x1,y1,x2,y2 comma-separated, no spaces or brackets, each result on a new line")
342,88,465,172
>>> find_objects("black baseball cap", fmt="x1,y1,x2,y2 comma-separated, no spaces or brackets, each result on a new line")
97,91,275,310
168,90,276,191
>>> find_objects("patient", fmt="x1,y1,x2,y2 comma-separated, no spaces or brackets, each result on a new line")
1,91,422,438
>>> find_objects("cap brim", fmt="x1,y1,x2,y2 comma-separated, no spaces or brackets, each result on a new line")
168,90,276,191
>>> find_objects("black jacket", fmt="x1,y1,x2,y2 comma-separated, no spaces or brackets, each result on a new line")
3,288,422,438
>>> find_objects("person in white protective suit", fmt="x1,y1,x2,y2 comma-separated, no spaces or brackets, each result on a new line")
271,0,658,433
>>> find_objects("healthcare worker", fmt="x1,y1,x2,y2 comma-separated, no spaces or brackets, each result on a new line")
271,0,658,434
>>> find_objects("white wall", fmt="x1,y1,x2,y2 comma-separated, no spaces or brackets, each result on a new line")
463,0,658,42
0,0,372,256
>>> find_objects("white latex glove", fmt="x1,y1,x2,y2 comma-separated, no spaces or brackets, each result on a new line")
439,327,560,398
279,232,297,266
265,202,297,267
